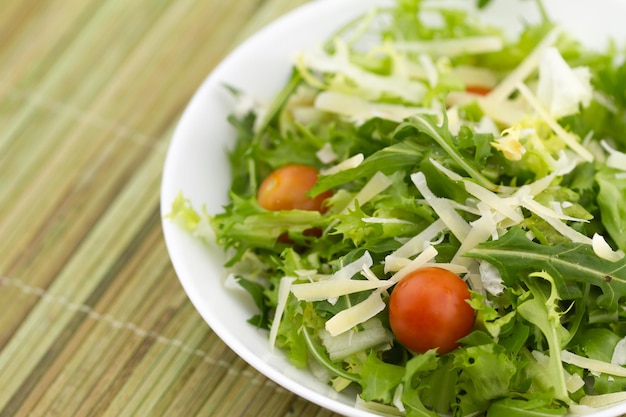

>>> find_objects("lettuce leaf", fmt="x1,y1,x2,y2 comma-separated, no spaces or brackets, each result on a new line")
466,227,626,311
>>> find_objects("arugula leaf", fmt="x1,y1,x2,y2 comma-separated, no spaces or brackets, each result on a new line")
398,113,498,190
596,166,626,252
235,276,270,328
302,326,359,382
466,227,626,311
311,137,428,194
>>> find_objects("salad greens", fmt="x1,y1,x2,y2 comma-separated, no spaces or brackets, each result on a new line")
168,0,626,415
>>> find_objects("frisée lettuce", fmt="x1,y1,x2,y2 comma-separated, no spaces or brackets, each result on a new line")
167,0,626,415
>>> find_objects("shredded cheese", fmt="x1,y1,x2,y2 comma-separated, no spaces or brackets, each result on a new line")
592,234,624,262
532,350,585,393
579,392,626,408
451,204,498,268
385,218,446,262
342,171,393,213
464,181,523,223
269,276,296,350
601,140,626,171
361,217,413,225
393,36,503,57
561,350,626,378
411,172,471,241
325,291,387,336
321,153,364,176
291,279,391,302
331,251,373,281
389,245,439,284
516,82,593,161
487,27,561,103
316,143,338,164
298,39,426,102
315,91,436,123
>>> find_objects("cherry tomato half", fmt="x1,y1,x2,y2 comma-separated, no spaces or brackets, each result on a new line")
257,164,332,212
388,267,474,354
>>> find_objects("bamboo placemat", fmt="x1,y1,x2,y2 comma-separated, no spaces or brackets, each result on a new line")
0,0,343,416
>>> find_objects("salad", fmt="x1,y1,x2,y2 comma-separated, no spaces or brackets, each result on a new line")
168,0,626,415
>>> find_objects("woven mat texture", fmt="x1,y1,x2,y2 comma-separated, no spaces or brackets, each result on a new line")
0,0,344,416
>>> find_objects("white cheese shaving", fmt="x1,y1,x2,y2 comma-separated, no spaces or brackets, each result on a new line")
592,234,625,262
325,290,387,336
290,107,323,125
385,256,469,274
269,276,296,350
420,262,468,275
454,65,498,88
387,218,446,262
298,39,426,102
526,206,592,245
579,392,626,408
418,53,438,87
411,172,471,241
561,350,626,377
516,172,556,198
294,269,323,280
532,351,585,393
601,140,626,171
451,204,498,268
315,91,436,123
389,245,439,284
515,82,593,162
321,153,364,176
316,143,338,164
330,251,373,281
477,95,529,126
464,181,523,223
392,35,503,57
361,264,381,282
342,171,393,213
361,217,413,225
392,385,406,414
488,27,561,103
520,197,588,223
290,279,391,302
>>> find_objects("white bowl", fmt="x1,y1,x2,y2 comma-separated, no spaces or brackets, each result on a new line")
161,1,626,415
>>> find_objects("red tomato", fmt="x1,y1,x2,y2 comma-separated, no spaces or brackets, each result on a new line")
388,267,474,354
465,85,492,96
257,164,332,212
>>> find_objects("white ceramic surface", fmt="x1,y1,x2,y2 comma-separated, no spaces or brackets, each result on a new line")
161,1,626,415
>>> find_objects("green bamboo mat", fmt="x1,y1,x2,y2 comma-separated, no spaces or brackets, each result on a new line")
0,0,343,416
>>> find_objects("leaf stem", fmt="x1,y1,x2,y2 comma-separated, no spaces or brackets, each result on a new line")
302,326,360,382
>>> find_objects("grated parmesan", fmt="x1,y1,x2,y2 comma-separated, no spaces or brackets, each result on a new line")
325,291,387,336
